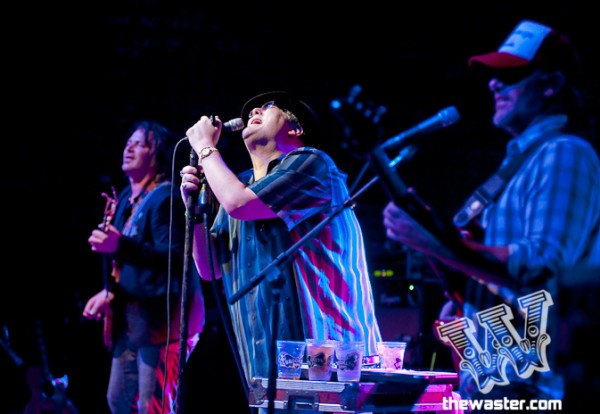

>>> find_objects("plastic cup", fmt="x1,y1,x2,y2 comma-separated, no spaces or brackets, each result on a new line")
335,341,365,382
306,339,337,381
276,340,306,379
377,341,407,370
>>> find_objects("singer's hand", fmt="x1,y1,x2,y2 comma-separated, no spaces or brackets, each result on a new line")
180,165,202,201
186,115,221,152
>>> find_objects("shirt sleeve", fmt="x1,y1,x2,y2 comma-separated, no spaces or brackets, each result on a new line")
249,148,333,230
508,137,600,283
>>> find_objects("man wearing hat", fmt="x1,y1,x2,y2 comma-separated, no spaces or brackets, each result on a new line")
180,91,382,402
383,20,600,411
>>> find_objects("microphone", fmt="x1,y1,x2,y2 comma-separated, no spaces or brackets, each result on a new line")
184,149,211,218
183,148,200,213
198,176,210,216
222,117,245,132
389,146,417,170
183,117,243,212
379,106,460,150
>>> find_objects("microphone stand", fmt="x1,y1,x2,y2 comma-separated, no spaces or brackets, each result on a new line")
176,149,198,414
228,148,414,414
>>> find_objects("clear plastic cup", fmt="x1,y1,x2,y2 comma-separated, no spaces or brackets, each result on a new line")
306,339,337,381
377,341,407,370
335,341,365,382
276,340,306,379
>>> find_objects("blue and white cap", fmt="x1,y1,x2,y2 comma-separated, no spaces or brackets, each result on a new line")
468,20,581,77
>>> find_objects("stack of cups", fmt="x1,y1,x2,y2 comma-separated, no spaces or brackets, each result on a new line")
277,338,370,382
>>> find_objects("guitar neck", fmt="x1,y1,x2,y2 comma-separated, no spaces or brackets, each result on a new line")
102,254,112,289
35,320,55,385
100,186,118,290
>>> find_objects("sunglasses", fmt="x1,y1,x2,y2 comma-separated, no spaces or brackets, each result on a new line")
248,101,301,127
248,101,277,119
490,67,536,86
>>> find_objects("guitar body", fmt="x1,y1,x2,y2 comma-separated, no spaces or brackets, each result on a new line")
25,321,80,414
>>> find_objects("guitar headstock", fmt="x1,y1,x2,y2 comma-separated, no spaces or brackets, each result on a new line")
330,84,388,159
101,187,118,232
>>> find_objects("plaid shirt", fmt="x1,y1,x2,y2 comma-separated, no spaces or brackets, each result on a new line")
484,114,600,287
461,114,600,400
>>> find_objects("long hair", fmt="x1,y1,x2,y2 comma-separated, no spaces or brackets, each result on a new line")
550,75,596,144
127,120,175,183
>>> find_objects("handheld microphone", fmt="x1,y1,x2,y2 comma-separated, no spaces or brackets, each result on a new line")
183,149,200,212
380,106,460,150
183,117,243,212
184,148,211,217
222,117,245,132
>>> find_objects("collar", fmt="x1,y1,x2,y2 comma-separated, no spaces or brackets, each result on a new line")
506,114,568,157
244,153,289,185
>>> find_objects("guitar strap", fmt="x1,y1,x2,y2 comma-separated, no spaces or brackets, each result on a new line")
427,134,559,319
453,135,556,229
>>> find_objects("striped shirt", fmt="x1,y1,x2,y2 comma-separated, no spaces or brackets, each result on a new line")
211,147,382,384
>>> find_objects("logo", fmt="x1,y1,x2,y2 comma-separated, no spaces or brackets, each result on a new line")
437,290,553,394
308,352,332,368
337,351,360,371
278,352,303,369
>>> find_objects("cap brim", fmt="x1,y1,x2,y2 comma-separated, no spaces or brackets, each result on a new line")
468,51,531,69
241,91,286,120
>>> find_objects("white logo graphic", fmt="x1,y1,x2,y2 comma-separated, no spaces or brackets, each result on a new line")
436,290,553,394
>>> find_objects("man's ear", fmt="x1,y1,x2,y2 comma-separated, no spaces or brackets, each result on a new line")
288,125,304,138
543,71,565,97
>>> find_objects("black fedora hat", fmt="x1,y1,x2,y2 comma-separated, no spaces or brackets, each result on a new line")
241,91,321,144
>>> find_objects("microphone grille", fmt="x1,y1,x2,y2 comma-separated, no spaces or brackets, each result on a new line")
440,106,460,127
225,118,245,132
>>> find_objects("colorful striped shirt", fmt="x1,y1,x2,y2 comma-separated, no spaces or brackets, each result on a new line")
211,147,382,384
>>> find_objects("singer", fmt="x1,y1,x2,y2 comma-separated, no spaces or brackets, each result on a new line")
180,91,382,411
382,20,600,413
82,120,204,414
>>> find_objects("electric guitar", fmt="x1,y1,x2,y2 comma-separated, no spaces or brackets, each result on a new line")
24,319,79,414
100,187,118,351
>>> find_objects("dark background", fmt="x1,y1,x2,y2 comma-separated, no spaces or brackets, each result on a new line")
3,1,598,413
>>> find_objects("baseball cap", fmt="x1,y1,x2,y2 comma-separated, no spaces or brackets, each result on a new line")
468,20,582,81
241,91,321,144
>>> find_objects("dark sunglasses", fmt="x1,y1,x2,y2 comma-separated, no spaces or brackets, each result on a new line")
490,67,536,86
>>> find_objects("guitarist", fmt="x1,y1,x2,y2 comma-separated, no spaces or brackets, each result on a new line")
382,20,600,413
82,120,205,414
